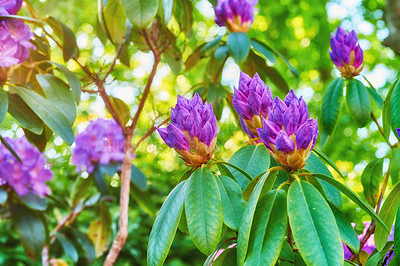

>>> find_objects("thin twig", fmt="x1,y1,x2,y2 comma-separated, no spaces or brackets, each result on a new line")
97,82,126,130
371,112,393,149
132,116,170,152
102,43,125,82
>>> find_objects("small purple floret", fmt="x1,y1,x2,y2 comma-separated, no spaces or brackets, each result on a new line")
214,0,258,32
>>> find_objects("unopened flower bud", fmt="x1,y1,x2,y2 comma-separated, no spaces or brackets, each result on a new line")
214,0,258,33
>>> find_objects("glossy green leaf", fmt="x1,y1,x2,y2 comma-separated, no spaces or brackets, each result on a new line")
346,79,371,127
270,47,299,78
361,158,383,207
88,202,112,257
313,173,389,232
367,87,384,109
287,180,343,265
0,187,7,204
219,162,253,183
227,144,270,190
390,147,400,185
207,83,226,120
0,87,7,124
201,36,223,57
216,175,246,231
148,181,186,266
365,248,391,266
110,96,131,125
71,229,96,263
131,165,147,191
375,181,400,251
47,61,81,104
7,94,43,135
390,77,400,140
159,0,173,24
312,148,344,178
250,39,277,64
185,167,223,255
214,45,229,62
279,241,294,262
245,189,287,265
36,74,76,125
122,0,158,29
103,0,126,44
45,16,79,61
329,203,360,253
393,203,400,264
20,193,47,211
227,32,250,64
383,80,398,142
13,86,74,145
10,204,46,259
55,232,79,262
304,152,343,209
322,78,344,134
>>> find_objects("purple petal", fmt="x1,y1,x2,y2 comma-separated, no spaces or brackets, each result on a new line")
283,104,300,136
248,90,262,115
397,128,400,138
295,118,318,149
354,45,363,68
275,130,295,153
284,90,299,106
199,121,214,146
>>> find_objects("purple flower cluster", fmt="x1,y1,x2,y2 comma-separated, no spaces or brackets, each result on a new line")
329,26,363,79
214,0,257,33
157,93,218,168
0,0,34,68
233,72,273,139
0,136,53,197
72,119,125,174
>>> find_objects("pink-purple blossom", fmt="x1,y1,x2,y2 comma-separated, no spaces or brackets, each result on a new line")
214,0,257,32
0,0,22,15
0,136,53,197
72,119,125,174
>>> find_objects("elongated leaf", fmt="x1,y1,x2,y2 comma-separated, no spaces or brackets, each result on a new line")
322,78,344,134
367,87,384,109
216,175,246,231
393,203,400,264
312,148,344,178
130,183,157,216
365,247,391,266
219,162,253,183
36,74,76,125
245,189,287,265
159,0,173,24
131,165,147,191
391,147,400,188
227,144,270,190
55,233,79,262
174,0,193,35
288,180,343,265
375,181,400,251
71,229,96,263
201,36,223,57
250,39,277,64
0,87,7,124
383,80,399,142
104,0,126,44
185,167,223,255
20,193,47,211
110,96,130,125
346,79,371,127
390,78,400,140
361,158,383,207
148,181,187,266
10,204,46,259
227,32,250,64
329,203,360,253
214,45,228,62
313,173,389,232
185,43,207,71
7,94,43,135
88,203,111,257
213,248,237,266
13,86,74,145
122,0,158,29
279,241,294,262
47,61,81,103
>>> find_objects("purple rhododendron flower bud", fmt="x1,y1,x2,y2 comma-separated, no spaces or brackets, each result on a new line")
0,19,34,68
72,119,125,174
329,26,363,79
214,0,258,33
233,72,273,139
257,90,318,170
0,136,53,197
0,0,22,15
157,93,218,168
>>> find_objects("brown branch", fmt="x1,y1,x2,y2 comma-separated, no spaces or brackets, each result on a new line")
371,112,393,148
102,43,125,82
132,116,170,152
97,83,126,130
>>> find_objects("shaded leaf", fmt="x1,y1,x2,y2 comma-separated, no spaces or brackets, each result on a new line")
55,233,79,262
321,78,344,134
361,158,384,207
227,32,250,64
346,79,371,127
20,193,47,211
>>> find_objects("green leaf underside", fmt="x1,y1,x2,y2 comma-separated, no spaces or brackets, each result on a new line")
383,80,399,142
346,79,371,127
227,32,250,64
361,158,383,207
322,78,343,135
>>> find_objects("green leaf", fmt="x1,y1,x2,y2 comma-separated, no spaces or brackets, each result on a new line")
45,16,79,61
365,247,392,266
270,48,299,78
10,204,46,259
214,45,229,63
122,0,158,29
304,152,343,209
375,181,400,251
390,77,400,140
313,173,389,232
185,167,223,255
329,203,360,253
390,147,400,185
7,94,43,135
361,158,384,207
227,144,270,190
312,148,344,178
88,202,112,257
383,80,399,142
104,0,126,44
216,175,246,231
227,32,250,64
36,74,76,125
346,79,371,127
131,165,147,191
245,189,287,265
321,78,344,134
130,183,157,216
201,36,223,57
0,87,8,124
366,85,384,109
393,203,400,264
55,232,79,262
148,181,187,266
159,0,173,24
207,83,226,120
13,86,74,145
250,39,277,64
279,241,294,262
19,193,47,211
174,0,193,35
185,43,206,71
110,96,131,125
71,229,96,263
47,61,81,104
287,180,343,265
93,164,112,195
213,248,237,266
